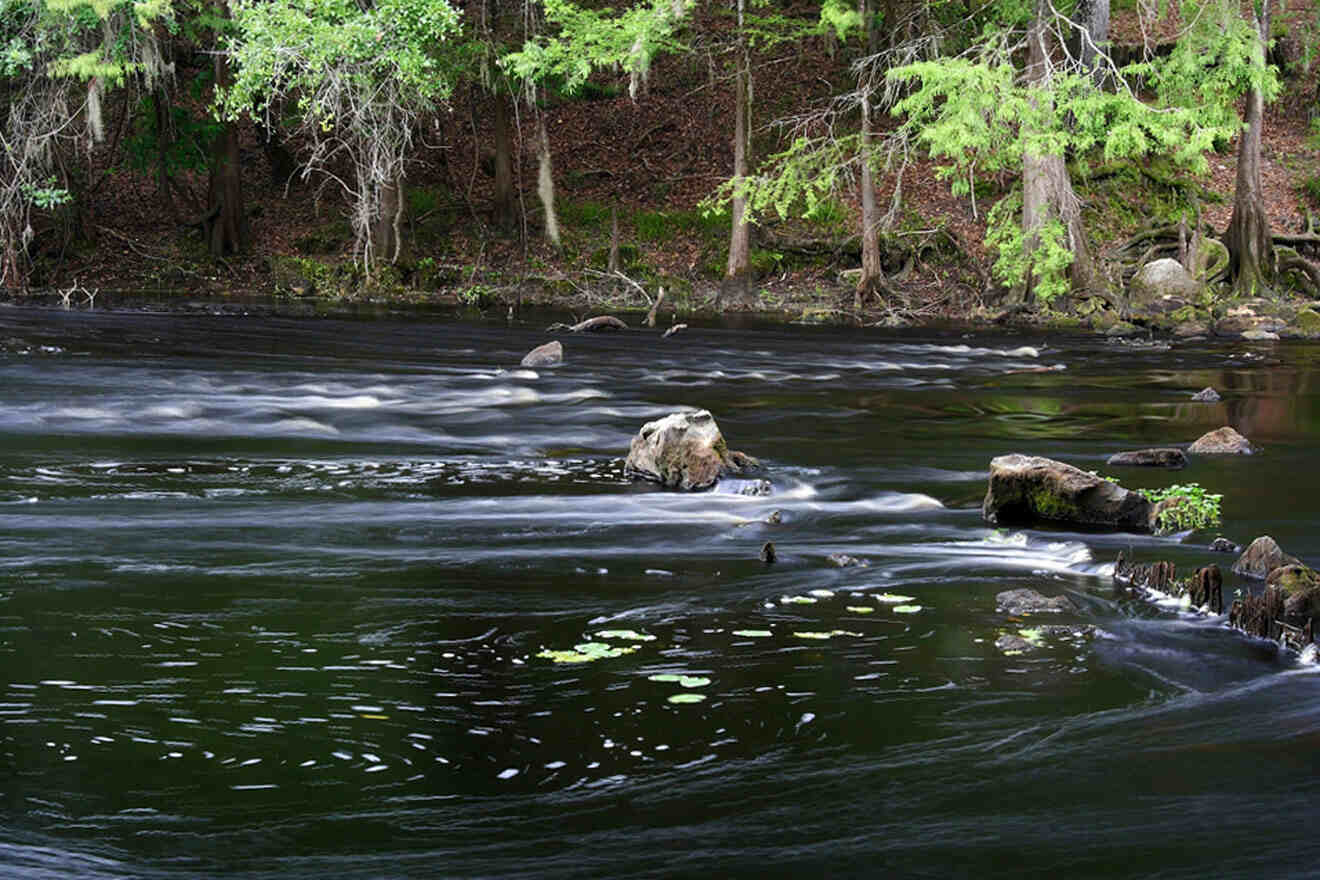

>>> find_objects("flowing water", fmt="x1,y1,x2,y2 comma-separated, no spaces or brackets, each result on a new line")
3,306,1320,879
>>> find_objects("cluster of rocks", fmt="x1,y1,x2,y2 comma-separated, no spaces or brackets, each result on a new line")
1116,535,1320,655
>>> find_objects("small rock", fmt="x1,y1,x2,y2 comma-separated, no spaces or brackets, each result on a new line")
1242,329,1280,341
765,510,783,525
1187,426,1253,454
1106,448,1187,468
760,542,776,564
1190,387,1221,402
996,588,1075,615
1232,535,1301,580
736,479,772,497
519,340,563,367
1208,536,1239,553
995,633,1038,655
827,553,868,568
662,323,688,339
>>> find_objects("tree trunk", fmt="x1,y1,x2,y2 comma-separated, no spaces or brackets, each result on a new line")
856,52,884,308
724,4,752,302
370,172,407,267
492,90,515,232
1224,3,1272,297
536,116,560,246
1074,0,1109,85
1021,3,1096,304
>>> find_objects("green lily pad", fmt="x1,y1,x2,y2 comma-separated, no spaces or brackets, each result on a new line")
731,629,773,638
678,676,711,688
845,606,875,614
667,693,706,704
874,593,917,604
1018,627,1045,647
891,605,922,614
537,642,640,664
792,629,862,640
780,595,818,605
809,589,835,598
595,629,656,641
647,673,682,683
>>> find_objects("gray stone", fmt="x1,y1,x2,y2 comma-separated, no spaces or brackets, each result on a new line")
519,340,563,367
983,454,1159,532
624,409,759,491
1129,258,1202,311
1209,536,1239,553
828,553,868,568
1232,535,1301,580
1106,448,1188,468
1187,426,1253,454
1190,387,1221,402
996,588,1075,615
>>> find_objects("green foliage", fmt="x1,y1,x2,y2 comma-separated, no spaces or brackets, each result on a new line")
984,190,1073,304
558,200,612,228
503,0,690,95
1138,483,1224,534
126,88,224,177
21,177,71,210
634,207,728,242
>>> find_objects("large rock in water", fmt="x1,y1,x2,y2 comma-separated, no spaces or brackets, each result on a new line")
1232,535,1300,580
624,409,759,491
983,454,1162,532
520,340,563,367
1188,426,1253,454
1106,448,1188,468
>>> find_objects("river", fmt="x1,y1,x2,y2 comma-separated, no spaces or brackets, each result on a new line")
2,306,1319,878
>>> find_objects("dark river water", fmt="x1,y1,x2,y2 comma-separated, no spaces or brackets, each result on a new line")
3,306,1320,879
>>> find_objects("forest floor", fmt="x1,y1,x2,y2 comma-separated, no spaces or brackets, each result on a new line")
15,2,1320,328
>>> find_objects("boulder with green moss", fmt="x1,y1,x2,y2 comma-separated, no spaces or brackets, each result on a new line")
982,454,1163,532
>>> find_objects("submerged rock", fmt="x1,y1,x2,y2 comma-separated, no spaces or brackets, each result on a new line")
1187,426,1253,454
1232,535,1300,580
995,588,1075,615
1190,387,1221,402
624,409,760,491
760,541,776,564
1268,564,1320,622
1209,536,1239,553
1106,448,1187,469
827,553,868,568
982,454,1160,532
520,340,563,367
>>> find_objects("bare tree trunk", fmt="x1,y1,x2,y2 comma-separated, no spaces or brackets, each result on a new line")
492,90,515,231
1074,0,1109,85
1224,2,1273,296
370,173,407,267
723,0,752,302
1021,3,1096,304
536,116,560,246
856,77,884,309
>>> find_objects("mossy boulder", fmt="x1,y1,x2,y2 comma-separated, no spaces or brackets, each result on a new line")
1267,564,1320,623
1128,258,1201,313
983,454,1159,532
625,409,760,491
1288,308,1320,338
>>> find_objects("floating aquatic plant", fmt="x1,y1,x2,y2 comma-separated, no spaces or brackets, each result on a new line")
793,630,862,640
891,605,922,614
874,593,917,604
595,629,656,641
667,693,706,704
647,673,682,683
1017,627,1045,647
780,595,818,605
809,589,835,598
845,606,875,614
537,642,640,664
678,675,711,688
731,629,773,638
